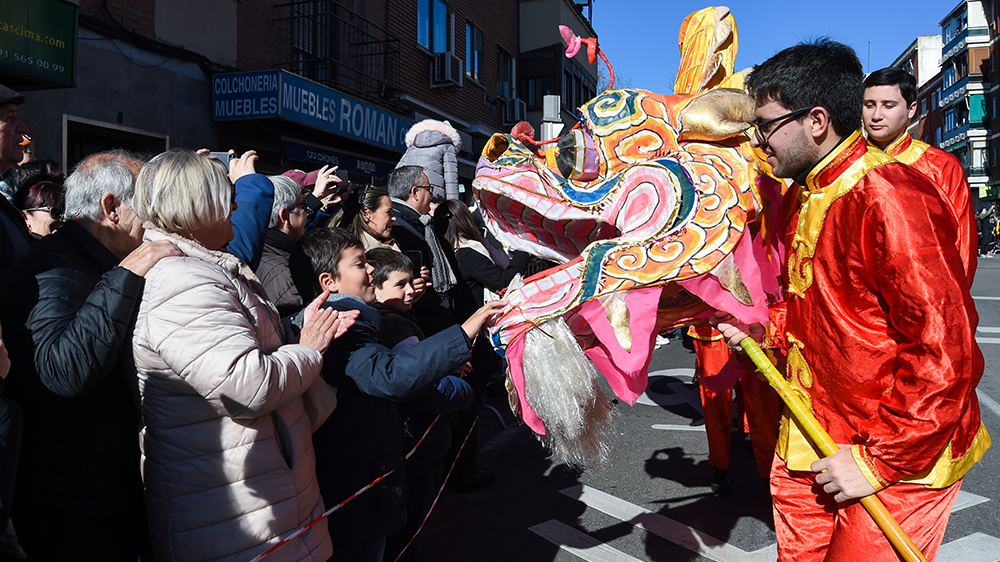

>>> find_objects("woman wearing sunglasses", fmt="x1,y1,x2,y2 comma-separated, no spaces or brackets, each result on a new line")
17,180,64,237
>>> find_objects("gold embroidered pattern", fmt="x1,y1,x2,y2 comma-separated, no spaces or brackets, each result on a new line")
787,132,895,297
505,375,521,417
775,340,826,469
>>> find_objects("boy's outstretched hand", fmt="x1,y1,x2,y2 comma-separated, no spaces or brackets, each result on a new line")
461,300,508,340
452,362,473,378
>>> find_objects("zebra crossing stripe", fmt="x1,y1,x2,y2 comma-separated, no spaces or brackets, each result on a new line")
559,485,773,562
937,533,1000,562
952,490,990,514
528,520,644,562
554,485,993,562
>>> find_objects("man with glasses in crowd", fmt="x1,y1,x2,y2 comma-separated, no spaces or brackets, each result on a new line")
863,66,976,282
714,40,987,561
385,165,494,492
386,165,473,336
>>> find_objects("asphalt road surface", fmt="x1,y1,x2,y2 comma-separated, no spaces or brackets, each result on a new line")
415,258,1000,562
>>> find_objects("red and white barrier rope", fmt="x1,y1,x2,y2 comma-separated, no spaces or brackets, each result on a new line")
391,414,480,562
250,413,479,562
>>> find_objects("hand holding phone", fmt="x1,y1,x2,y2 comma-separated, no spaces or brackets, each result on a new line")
404,250,423,275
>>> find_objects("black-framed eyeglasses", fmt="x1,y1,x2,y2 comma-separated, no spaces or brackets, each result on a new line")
752,106,813,145
290,199,313,216
413,183,432,193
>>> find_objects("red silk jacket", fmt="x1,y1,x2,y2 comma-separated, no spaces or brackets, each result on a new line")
775,131,989,490
886,133,977,285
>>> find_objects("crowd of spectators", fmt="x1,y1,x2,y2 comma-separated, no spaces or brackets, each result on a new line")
0,83,528,562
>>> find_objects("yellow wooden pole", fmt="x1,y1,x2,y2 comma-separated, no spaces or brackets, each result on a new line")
739,338,928,562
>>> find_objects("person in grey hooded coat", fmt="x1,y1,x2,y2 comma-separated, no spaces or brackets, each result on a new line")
394,119,461,201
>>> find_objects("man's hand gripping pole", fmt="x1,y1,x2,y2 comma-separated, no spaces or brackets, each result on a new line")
738,337,928,562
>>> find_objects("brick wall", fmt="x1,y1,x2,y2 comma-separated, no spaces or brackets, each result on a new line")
76,0,520,134
235,0,283,71
80,0,156,39
386,0,520,130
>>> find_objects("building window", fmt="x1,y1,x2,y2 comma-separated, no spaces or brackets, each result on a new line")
418,0,450,53
945,108,957,132
935,127,942,146
921,99,927,115
943,67,957,89
290,1,330,82
975,147,988,169
497,48,515,100
465,23,482,82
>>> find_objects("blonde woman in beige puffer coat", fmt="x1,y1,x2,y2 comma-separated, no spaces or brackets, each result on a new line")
130,149,350,562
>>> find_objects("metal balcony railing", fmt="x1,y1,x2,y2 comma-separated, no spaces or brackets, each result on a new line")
274,1,401,105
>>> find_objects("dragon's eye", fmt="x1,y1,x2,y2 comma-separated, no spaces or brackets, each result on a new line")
555,129,599,182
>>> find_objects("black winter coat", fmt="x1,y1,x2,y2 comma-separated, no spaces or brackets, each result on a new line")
307,295,472,546
390,203,477,335
0,220,149,561
454,246,530,305
453,246,530,382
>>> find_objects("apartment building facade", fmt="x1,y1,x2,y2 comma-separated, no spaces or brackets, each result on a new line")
938,0,991,202
0,0,597,188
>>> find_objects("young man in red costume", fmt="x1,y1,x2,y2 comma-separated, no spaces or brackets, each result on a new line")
715,40,989,561
863,66,977,283
689,324,781,494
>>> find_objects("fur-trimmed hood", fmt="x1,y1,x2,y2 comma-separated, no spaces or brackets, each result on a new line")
405,119,461,151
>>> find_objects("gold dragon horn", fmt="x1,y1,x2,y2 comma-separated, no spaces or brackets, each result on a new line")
675,6,739,95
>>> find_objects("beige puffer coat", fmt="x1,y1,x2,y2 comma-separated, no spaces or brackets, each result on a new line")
132,227,332,562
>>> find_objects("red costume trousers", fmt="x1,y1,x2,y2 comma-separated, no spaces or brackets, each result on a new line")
770,454,961,562
694,338,781,477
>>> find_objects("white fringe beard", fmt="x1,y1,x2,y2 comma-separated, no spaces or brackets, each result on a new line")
521,317,614,468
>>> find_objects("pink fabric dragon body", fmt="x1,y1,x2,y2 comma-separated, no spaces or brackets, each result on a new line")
472,7,783,464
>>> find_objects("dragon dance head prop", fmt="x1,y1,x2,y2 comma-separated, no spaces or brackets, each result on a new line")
472,7,783,466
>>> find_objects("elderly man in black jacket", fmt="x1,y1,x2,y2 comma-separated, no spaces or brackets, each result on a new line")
386,165,476,336
385,165,495,492
0,150,180,561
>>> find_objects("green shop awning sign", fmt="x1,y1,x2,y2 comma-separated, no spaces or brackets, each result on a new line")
0,0,78,89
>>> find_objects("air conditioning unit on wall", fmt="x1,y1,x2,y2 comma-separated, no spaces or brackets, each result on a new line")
503,97,527,125
431,52,463,88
